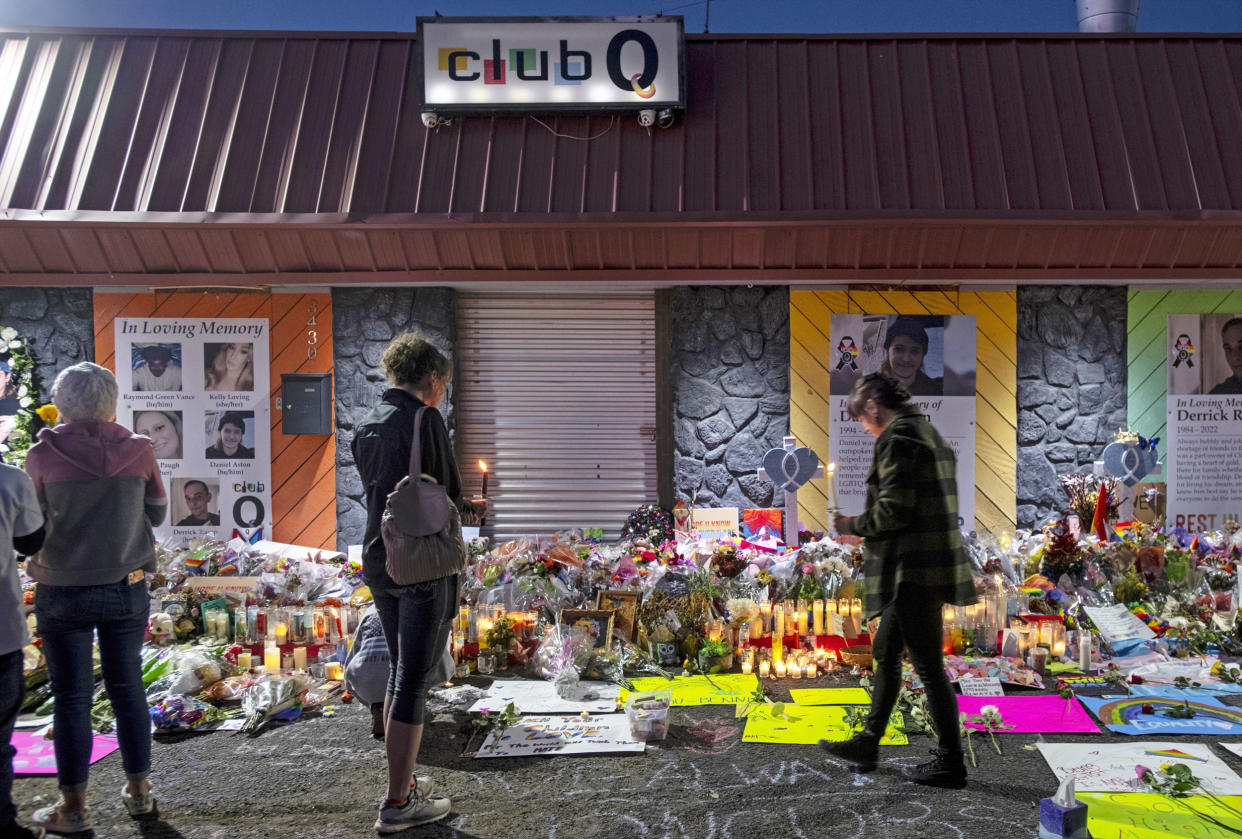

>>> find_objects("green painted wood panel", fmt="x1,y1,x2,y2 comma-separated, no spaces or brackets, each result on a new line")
1127,289,1242,443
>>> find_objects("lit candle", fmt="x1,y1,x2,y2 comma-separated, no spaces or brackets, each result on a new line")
324,661,344,681
1052,637,1067,658
826,461,838,511
850,599,863,635
759,660,771,678
274,621,288,646
775,660,787,678
807,660,817,678
332,607,343,642
741,657,753,675
826,599,838,616
293,646,307,670
773,606,784,659
789,659,801,679
791,603,802,636
263,645,280,673
478,618,493,650
813,600,825,637
760,600,773,636
479,461,489,497
237,652,252,670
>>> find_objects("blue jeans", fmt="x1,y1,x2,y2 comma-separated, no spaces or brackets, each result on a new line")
36,579,151,791
371,574,457,725
0,649,24,827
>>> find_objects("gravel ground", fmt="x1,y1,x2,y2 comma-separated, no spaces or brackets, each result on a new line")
11,673,1236,839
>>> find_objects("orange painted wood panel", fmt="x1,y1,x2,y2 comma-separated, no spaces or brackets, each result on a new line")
93,292,336,549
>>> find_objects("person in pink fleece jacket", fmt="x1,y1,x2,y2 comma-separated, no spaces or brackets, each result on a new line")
23,363,166,833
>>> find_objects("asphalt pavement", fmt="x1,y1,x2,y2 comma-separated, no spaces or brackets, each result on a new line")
10,672,1218,838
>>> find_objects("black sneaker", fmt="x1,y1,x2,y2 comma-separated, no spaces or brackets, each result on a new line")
819,733,880,772
904,748,968,789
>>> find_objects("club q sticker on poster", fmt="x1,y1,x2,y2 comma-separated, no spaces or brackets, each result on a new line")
114,318,272,545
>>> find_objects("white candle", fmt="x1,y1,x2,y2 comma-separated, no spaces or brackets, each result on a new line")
759,660,771,678
807,661,817,678
789,660,801,679
813,600,825,636
237,652,252,670
293,646,307,671
775,660,787,678
826,462,838,511
263,645,280,673
741,659,753,675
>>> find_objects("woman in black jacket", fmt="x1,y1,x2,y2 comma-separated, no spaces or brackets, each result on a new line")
352,333,483,833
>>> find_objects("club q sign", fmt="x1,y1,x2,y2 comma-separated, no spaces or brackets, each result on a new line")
417,17,685,112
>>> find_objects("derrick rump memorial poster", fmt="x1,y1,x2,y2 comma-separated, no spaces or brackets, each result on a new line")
1166,313,1242,532
828,314,977,528
114,318,272,544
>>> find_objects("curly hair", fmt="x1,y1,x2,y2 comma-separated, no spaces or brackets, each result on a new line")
380,332,451,387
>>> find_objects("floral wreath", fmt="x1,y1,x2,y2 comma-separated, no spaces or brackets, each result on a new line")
0,326,55,465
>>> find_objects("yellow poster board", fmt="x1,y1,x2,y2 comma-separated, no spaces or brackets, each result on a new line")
1080,792,1242,839
742,704,907,746
788,688,872,705
620,674,759,707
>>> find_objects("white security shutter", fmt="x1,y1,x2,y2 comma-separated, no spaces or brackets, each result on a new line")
457,292,658,541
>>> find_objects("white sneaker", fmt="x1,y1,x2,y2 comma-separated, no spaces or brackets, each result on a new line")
375,790,450,833
30,804,92,835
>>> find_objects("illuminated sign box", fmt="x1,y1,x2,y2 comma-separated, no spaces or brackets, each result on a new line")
417,16,684,112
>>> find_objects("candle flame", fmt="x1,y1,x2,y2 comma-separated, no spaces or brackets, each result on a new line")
478,460,488,472
827,461,836,473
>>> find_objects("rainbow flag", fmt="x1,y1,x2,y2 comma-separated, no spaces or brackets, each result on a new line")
1144,748,1208,763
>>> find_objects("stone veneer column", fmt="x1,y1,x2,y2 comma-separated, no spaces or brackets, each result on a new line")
1016,286,1127,529
671,286,790,508
332,287,457,550
0,288,94,396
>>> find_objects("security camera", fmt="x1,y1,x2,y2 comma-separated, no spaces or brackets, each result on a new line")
637,109,656,128
421,112,438,129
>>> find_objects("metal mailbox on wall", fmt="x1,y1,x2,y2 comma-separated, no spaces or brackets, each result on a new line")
281,373,333,435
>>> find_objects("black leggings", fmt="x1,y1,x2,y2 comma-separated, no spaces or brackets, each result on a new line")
865,584,962,754
371,573,457,725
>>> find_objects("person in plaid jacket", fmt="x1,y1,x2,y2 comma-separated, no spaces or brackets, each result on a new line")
824,372,978,789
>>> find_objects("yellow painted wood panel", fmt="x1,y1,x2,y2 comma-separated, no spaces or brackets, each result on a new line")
789,290,1018,538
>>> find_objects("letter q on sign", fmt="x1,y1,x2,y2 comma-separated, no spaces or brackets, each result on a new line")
232,495,265,529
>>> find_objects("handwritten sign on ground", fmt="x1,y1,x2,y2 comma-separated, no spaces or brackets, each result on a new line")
787,687,872,705
958,676,1005,697
905,655,1042,689
742,704,907,746
1084,604,1157,645
468,680,620,715
1078,688,1242,735
475,714,644,758
957,695,1099,734
1036,742,1242,794
620,674,759,707
1081,792,1242,839
12,732,118,775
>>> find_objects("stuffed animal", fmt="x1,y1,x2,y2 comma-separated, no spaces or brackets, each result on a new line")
148,612,175,645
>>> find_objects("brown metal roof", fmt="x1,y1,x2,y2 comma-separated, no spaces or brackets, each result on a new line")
1,29,1241,282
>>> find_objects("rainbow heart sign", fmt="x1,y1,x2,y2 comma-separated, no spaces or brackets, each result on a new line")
1079,688,1242,735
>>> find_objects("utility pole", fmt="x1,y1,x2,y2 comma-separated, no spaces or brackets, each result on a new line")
704,0,710,33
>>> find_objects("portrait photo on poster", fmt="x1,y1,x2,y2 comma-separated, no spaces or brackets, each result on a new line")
130,343,183,392
0,359,19,444
171,477,221,527
132,409,183,460
203,342,255,392
829,314,976,397
204,410,256,460
1167,313,1242,395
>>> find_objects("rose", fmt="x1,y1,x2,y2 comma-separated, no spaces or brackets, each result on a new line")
1135,764,1152,782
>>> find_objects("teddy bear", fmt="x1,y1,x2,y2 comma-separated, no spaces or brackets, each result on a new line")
148,612,175,645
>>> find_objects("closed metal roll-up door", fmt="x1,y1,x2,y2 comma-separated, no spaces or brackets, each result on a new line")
457,292,658,541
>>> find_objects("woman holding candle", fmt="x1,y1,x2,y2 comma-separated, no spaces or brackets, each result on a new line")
25,363,165,831
353,333,487,832
823,372,976,789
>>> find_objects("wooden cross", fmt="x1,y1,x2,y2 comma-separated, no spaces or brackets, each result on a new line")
757,435,825,546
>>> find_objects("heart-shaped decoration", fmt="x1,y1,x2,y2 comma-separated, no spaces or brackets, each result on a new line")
1101,440,1158,487
761,446,821,493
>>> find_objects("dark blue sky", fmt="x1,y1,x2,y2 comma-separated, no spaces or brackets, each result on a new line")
1,0,1239,34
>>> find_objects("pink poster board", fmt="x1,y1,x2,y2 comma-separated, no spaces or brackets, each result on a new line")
958,694,1100,734
10,732,119,775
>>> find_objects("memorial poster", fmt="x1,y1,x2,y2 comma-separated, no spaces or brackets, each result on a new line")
1165,313,1242,532
828,314,976,527
114,318,272,544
